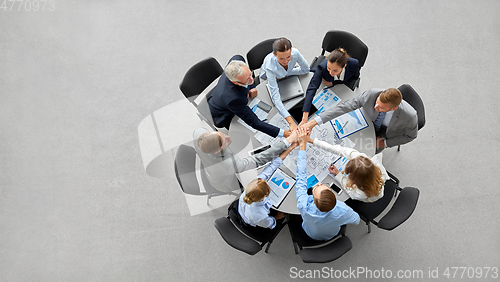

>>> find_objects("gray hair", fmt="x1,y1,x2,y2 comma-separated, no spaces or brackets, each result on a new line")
224,60,248,82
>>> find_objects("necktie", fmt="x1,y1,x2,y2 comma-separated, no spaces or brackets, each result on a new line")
374,112,386,132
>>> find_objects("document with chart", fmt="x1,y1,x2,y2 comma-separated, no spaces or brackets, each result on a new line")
312,87,342,114
331,109,369,138
280,121,355,184
268,168,296,208
237,98,269,133
254,113,287,145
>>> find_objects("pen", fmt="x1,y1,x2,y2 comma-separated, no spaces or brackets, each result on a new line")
338,121,349,132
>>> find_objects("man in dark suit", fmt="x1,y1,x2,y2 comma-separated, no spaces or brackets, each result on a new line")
208,55,289,138
302,88,418,151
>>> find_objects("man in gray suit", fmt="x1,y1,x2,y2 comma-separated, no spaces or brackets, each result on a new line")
302,88,418,151
193,128,298,193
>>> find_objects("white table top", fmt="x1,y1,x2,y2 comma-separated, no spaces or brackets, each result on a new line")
229,72,376,214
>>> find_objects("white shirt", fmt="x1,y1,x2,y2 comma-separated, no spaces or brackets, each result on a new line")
312,139,389,203
333,67,346,81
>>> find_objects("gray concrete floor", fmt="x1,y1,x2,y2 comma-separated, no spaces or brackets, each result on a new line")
1,0,499,281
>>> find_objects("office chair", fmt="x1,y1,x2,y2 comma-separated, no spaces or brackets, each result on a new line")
287,216,353,263
310,30,368,89
345,171,420,233
397,84,426,151
214,199,288,255
246,38,277,86
179,57,223,130
174,144,238,205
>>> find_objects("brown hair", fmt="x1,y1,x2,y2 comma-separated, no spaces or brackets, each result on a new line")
379,88,402,109
328,48,349,66
273,37,292,54
197,132,222,154
243,178,271,204
344,156,384,198
313,186,336,212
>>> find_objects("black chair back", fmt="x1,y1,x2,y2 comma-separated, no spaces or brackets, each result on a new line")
345,178,397,222
174,144,202,195
179,57,223,103
246,38,277,72
398,84,426,130
321,30,368,68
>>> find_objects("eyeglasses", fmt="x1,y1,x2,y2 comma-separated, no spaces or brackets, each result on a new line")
235,74,253,86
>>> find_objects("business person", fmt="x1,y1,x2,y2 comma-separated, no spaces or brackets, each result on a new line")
260,38,310,131
193,127,295,193
309,137,389,203
208,55,290,138
300,49,360,125
302,88,418,151
295,127,360,241
236,139,298,229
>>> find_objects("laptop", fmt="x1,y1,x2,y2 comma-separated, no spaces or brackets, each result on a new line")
266,75,304,102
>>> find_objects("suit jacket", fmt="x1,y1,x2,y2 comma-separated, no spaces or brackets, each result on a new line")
303,57,360,113
318,88,418,147
193,128,288,193
208,55,281,137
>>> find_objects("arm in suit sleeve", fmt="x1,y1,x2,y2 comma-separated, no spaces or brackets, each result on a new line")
385,111,418,147
227,98,281,138
251,141,288,167
318,88,374,124
343,58,360,86
233,140,287,173
303,67,324,113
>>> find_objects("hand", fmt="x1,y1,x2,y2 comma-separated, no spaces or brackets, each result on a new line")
308,136,315,144
283,130,291,138
285,116,297,132
322,78,333,86
376,137,386,149
297,126,309,146
286,129,298,143
302,120,318,132
274,211,286,220
247,88,258,98
328,163,339,176
298,118,308,127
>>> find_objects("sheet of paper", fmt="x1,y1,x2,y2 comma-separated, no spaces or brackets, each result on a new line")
331,109,369,139
237,98,269,133
268,168,295,208
312,87,342,114
281,121,356,184
254,112,287,145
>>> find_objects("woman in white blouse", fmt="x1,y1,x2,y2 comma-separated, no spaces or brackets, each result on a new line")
309,137,389,203
259,37,310,131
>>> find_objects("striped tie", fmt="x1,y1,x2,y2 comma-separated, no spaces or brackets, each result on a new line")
374,112,386,132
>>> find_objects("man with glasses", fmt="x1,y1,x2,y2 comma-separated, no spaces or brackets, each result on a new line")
208,55,291,138
294,127,360,241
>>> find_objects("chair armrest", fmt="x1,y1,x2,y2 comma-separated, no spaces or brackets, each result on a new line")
299,236,352,263
387,171,400,185
214,217,262,255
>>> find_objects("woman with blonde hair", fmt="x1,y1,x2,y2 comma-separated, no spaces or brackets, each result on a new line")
237,139,298,229
309,137,388,203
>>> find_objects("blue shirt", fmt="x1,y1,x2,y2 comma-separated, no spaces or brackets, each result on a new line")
238,156,284,229
260,48,310,119
296,150,360,241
